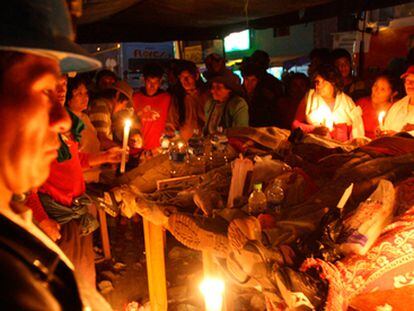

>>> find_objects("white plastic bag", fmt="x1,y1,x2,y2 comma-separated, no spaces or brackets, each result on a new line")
250,155,291,187
338,179,395,256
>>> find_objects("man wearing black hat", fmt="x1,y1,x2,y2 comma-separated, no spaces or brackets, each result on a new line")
250,50,284,101
0,1,108,310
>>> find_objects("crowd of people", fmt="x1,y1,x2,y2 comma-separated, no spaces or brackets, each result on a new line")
39,45,414,166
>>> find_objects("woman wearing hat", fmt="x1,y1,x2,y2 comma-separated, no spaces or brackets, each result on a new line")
203,74,249,135
382,65,414,136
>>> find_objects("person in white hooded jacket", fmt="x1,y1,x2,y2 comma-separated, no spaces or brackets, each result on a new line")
293,64,365,142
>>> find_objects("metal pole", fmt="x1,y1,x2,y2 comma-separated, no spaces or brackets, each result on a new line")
358,11,367,78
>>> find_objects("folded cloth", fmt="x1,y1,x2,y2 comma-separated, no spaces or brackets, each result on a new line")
39,193,99,236
301,204,414,311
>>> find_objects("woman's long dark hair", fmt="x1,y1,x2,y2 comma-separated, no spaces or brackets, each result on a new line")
312,63,344,96
66,75,87,105
372,71,400,102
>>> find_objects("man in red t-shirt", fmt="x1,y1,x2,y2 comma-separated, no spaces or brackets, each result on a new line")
133,63,171,152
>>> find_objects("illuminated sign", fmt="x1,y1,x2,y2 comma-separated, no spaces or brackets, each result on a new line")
224,30,250,52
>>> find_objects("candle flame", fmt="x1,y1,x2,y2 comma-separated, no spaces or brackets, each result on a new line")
314,105,333,130
199,277,225,311
378,111,386,128
124,119,132,128
120,119,132,174
161,138,170,149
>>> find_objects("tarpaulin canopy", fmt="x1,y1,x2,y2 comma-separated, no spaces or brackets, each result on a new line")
77,0,413,43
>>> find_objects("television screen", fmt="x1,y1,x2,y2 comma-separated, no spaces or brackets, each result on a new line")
224,30,250,52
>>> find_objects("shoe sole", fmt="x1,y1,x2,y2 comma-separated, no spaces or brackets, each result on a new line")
168,213,230,258
227,221,249,251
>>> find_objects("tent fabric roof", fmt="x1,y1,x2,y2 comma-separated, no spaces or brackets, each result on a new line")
76,0,412,43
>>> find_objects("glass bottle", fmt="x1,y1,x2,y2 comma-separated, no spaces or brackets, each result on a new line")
169,131,187,177
210,126,229,168
188,129,205,174
248,183,267,215
265,178,285,214
159,133,172,155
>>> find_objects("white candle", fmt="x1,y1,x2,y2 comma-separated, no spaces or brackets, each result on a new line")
378,111,386,131
199,277,225,311
120,119,131,173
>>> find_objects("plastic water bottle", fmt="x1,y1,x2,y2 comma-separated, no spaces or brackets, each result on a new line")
210,127,229,167
188,129,205,174
248,183,267,215
169,131,187,177
265,178,284,214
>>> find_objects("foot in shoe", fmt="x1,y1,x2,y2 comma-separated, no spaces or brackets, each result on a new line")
228,216,262,251
228,220,249,250
168,213,230,258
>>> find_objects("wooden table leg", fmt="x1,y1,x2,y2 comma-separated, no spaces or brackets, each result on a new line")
98,208,111,260
202,251,215,277
143,219,168,311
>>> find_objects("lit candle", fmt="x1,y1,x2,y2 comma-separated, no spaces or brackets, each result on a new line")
324,115,334,131
177,141,185,149
120,119,131,173
199,277,225,311
378,111,386,131
160,137,170,149
315,105,333,131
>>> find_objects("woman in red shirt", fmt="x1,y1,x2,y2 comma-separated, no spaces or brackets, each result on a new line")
356,74,398,139
27,75,123,288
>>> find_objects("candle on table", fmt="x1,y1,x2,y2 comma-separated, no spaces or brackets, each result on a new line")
177,141,185,149
120,119,132,173
199,277,225,311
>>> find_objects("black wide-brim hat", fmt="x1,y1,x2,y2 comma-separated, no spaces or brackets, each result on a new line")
0,0,101,73
210,73,244,96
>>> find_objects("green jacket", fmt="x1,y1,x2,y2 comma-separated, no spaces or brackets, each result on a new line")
203,95,249,135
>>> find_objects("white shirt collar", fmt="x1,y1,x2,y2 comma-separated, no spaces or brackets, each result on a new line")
0,207,74,269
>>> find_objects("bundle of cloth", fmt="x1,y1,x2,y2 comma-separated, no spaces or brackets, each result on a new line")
299,178,414,310
107,129,414,310
162,136,414,310
110,126,366,196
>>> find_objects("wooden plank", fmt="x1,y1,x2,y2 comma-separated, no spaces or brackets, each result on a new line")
143,219,168,311
202,251,215,277
97,208,111,260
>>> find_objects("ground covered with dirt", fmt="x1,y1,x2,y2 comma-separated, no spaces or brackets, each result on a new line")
95,216,267,310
